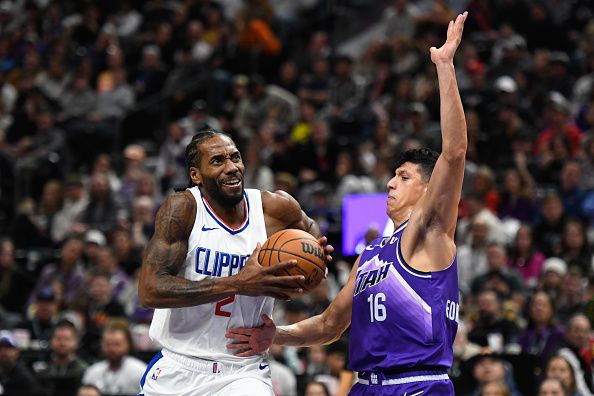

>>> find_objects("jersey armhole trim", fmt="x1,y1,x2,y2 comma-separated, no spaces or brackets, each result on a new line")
395,238,432,279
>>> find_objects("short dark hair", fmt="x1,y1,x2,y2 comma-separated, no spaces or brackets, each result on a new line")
103,319,134,351
394,148,439,182
53,319,79,338
184,127,230,172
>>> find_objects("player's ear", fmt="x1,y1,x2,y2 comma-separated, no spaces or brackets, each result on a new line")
189,166,202,186
421,180,428,193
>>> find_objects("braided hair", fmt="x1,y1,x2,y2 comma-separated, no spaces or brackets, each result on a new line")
182,127,232,188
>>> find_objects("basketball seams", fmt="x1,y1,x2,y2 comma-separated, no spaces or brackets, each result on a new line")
260,230,288,267
258,248,326,272
268,229,288,266
280,267,307,289
258,229,325,291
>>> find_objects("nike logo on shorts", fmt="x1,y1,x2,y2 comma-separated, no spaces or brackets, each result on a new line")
202,225,218,231
404,391,424,396
259,363,269,370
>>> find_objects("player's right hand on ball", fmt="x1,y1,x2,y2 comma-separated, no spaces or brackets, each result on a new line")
234,243,305,300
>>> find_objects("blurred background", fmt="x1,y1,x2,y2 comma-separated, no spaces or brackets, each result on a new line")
1,0,594,395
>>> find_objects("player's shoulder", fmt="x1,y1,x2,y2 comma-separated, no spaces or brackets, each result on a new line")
154,190,197,236
160,190,196,212
260,190,300,212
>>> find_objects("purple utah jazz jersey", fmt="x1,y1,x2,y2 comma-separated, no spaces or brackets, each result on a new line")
349,220,459,372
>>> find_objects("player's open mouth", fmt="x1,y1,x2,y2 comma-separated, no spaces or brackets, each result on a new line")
222,178,242,187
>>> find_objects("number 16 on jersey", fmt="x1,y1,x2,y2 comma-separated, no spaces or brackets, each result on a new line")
367,293,387,322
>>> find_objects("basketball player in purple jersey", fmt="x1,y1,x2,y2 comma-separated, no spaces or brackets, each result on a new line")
226,12,468,395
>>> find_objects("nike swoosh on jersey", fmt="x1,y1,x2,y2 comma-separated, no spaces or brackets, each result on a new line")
201,225,219,231
404,391,424,396
259,363,269,370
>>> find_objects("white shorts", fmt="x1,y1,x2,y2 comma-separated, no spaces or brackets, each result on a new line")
138,349,273,396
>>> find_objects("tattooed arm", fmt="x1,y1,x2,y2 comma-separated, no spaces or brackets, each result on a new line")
139,191,305,308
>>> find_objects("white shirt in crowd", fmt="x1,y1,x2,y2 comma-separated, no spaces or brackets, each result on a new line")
82,355,147,396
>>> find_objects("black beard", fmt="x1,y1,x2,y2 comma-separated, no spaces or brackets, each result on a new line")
217,188,244,206
202,178,244,206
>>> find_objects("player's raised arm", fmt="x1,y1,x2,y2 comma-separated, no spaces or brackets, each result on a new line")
413,13,468,241
138,192,305,308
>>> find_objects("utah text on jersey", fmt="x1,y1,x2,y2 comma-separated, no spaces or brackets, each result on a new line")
354,255,391,296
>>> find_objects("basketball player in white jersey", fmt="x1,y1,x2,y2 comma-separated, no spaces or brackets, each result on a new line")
137,128,332,396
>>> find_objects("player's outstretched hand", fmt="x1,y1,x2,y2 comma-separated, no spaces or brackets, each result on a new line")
430,11,467,65
233,243,304,300
226,314,276,357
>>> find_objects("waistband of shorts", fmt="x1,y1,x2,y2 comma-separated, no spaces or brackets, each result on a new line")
357,367,449,386
161,349,243,373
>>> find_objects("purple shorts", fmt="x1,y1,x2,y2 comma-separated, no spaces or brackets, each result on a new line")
348,369,454,396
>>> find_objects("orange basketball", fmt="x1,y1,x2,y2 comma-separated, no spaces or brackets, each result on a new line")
258,229,326,291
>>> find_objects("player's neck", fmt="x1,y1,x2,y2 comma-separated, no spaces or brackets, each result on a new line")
391,208,412,228
201,192,247,227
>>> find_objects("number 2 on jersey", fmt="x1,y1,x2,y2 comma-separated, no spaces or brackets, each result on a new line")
215,295,235,317
367,293,386,322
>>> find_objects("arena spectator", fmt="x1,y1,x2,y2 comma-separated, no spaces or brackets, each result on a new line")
517,291,564,372
155,122,191,193
31,237,86,307
538,258,568,302
497,168,537,223
18,287,59,347
545,354,582,396
0,331,42,395
470,243,524,300
555,314,594,396
534,193,567,258
0,238,33,324
507,224,545,287
560,219,591,275
556,266,587,324
33,320,88,396
457,217,490,294
51,176,89,244
465,353,523,396
82,323,146,396
78,173,125,236
467,289,521,351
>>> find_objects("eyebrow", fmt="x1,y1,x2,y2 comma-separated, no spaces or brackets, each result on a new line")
210,151,240,161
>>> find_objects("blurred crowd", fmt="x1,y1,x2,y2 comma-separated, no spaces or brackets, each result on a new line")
1,0,594,395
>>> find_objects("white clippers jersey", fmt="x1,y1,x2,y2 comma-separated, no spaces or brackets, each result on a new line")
149,187,272,364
